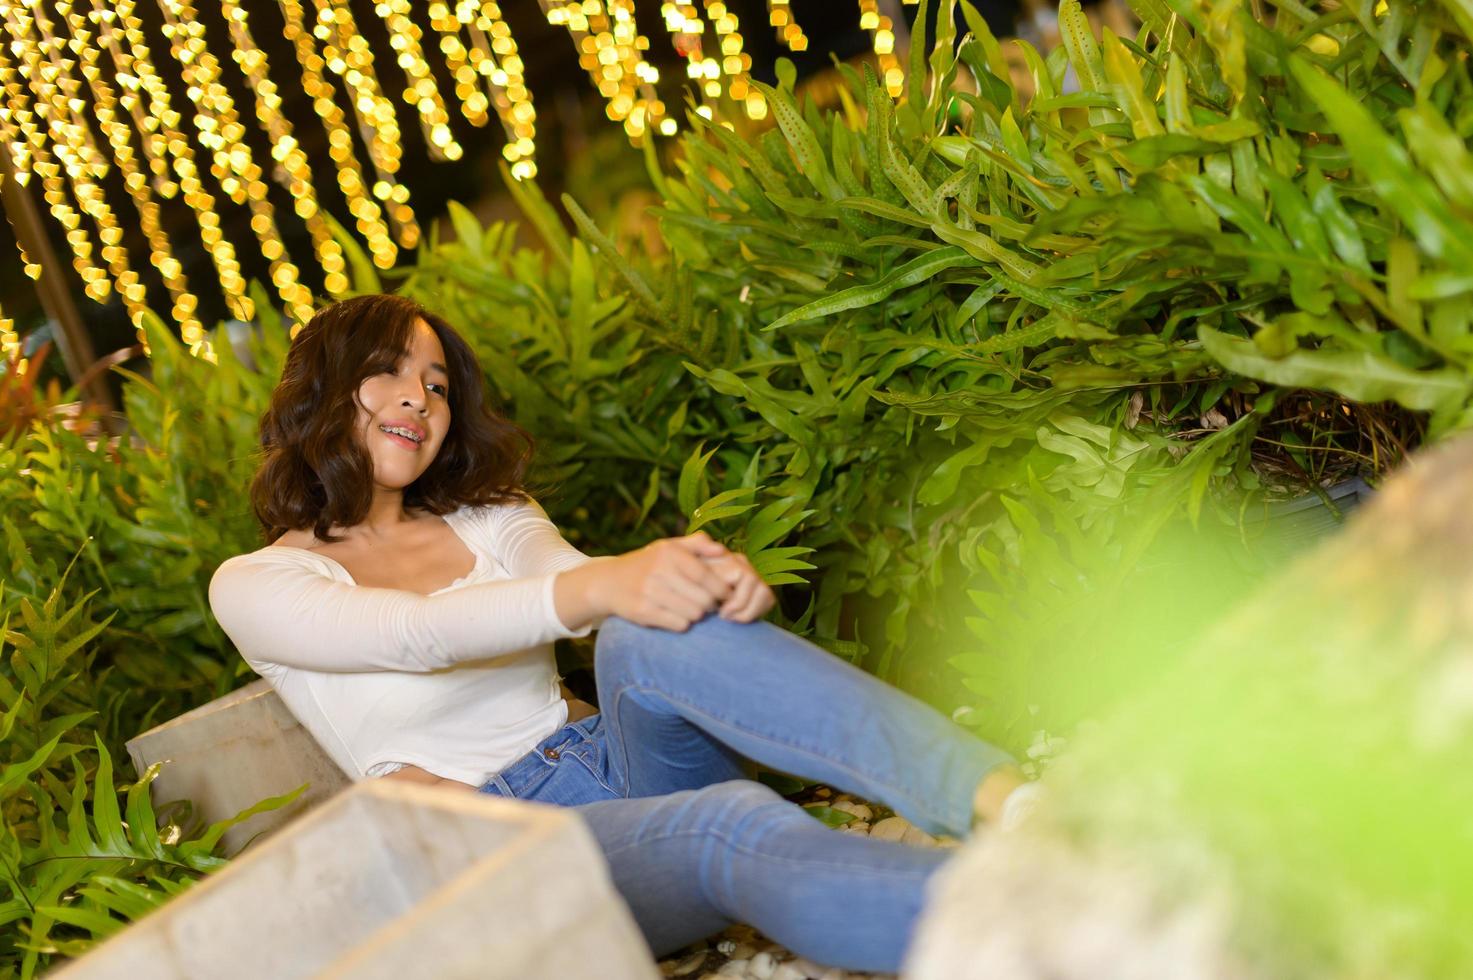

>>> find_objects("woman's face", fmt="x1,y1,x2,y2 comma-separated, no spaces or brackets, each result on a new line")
354,318,452,492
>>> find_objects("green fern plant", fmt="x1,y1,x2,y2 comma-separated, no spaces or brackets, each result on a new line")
0,577,298,977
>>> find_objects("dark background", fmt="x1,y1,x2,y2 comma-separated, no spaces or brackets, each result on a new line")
0,0,1019,370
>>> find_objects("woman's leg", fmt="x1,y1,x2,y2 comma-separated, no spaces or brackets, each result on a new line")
478,720,945,969
594,614,1015,838
573,779,949,972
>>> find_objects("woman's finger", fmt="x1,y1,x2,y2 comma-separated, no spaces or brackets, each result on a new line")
702,553,744,585
662,595,708,626
656,568,724,611
733,578,775,622
649,609,691,632
673,531,730,560
672,548,733,601
719,573,759,619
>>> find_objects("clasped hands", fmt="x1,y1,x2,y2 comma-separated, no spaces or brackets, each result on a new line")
589,531,775,632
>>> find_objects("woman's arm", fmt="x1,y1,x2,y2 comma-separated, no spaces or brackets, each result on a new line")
489,500,740,633
209,555,588,673
553,533,768,633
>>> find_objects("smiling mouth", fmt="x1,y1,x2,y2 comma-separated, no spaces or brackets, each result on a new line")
379,424,424,449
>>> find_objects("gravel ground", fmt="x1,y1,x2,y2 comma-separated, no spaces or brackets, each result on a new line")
655,784,959,980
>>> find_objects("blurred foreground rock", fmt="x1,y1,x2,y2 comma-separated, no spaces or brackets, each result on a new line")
904,436,1473,979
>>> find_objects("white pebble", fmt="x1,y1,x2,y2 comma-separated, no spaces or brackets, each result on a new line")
749,951,777,979
830,800,872,821
869,816,911,842
901,824,937,847
716,940,737,956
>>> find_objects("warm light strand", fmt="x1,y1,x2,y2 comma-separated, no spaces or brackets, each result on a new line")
94,0,255,322
310,0,420,248
55,0,205,342
702,0,763,119
859,0,904,96
218,0,349,297
426,0,540,176
464,1,539,179
279,0,400,269
0,300,17,363
10,0,136,305
156,0,315,326
374,0,463,163
0,0,917,358
0,7,115,306
427,3,487,127
543,0,670,141
661,3,709,97
766,0,807,51
659,1,762,121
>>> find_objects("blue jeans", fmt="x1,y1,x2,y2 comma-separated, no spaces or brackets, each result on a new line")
477,615,1014,972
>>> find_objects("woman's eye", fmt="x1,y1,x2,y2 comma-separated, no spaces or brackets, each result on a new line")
427,383,448,396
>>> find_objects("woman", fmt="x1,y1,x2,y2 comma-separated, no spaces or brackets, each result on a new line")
209,294,1033,973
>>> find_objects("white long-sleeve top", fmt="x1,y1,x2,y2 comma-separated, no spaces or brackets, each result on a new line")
208,500,598,785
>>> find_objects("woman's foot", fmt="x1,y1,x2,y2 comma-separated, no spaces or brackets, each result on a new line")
971,764,1041,830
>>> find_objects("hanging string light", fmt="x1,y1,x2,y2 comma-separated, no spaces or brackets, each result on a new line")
1,0,928,362
654,2,700,133
659,2,762,121
858,0,903,97
661,3,714,100
542,0,669,142
701,0,764,119
660,2,704,61
0,299,16,362
217,0,349,298
8,0,145,312
464,1,538,179
374,0,462,163
21,3,110,184
84,4,172,200
156,0,315,326
0,198,43,282
279,0,399,270
54,0,205,344
0,9,113,306
93,0,254,323
766,0,807,51
309,0,420,248
428,4,489,128
423,1,539,178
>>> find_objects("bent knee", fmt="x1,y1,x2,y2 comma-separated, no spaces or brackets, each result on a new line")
679,779,804,837
596,612,761,652
691,778,782,809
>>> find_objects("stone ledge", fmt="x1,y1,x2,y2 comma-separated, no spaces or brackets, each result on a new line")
53,779,660,979
126,678,351,855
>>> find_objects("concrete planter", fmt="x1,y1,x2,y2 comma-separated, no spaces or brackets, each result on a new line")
126,679,350,855
52,780,659,979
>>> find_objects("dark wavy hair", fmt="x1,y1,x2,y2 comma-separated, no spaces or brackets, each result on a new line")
250,294,532,543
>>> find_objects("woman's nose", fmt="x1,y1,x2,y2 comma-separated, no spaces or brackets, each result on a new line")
399,384,427,411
